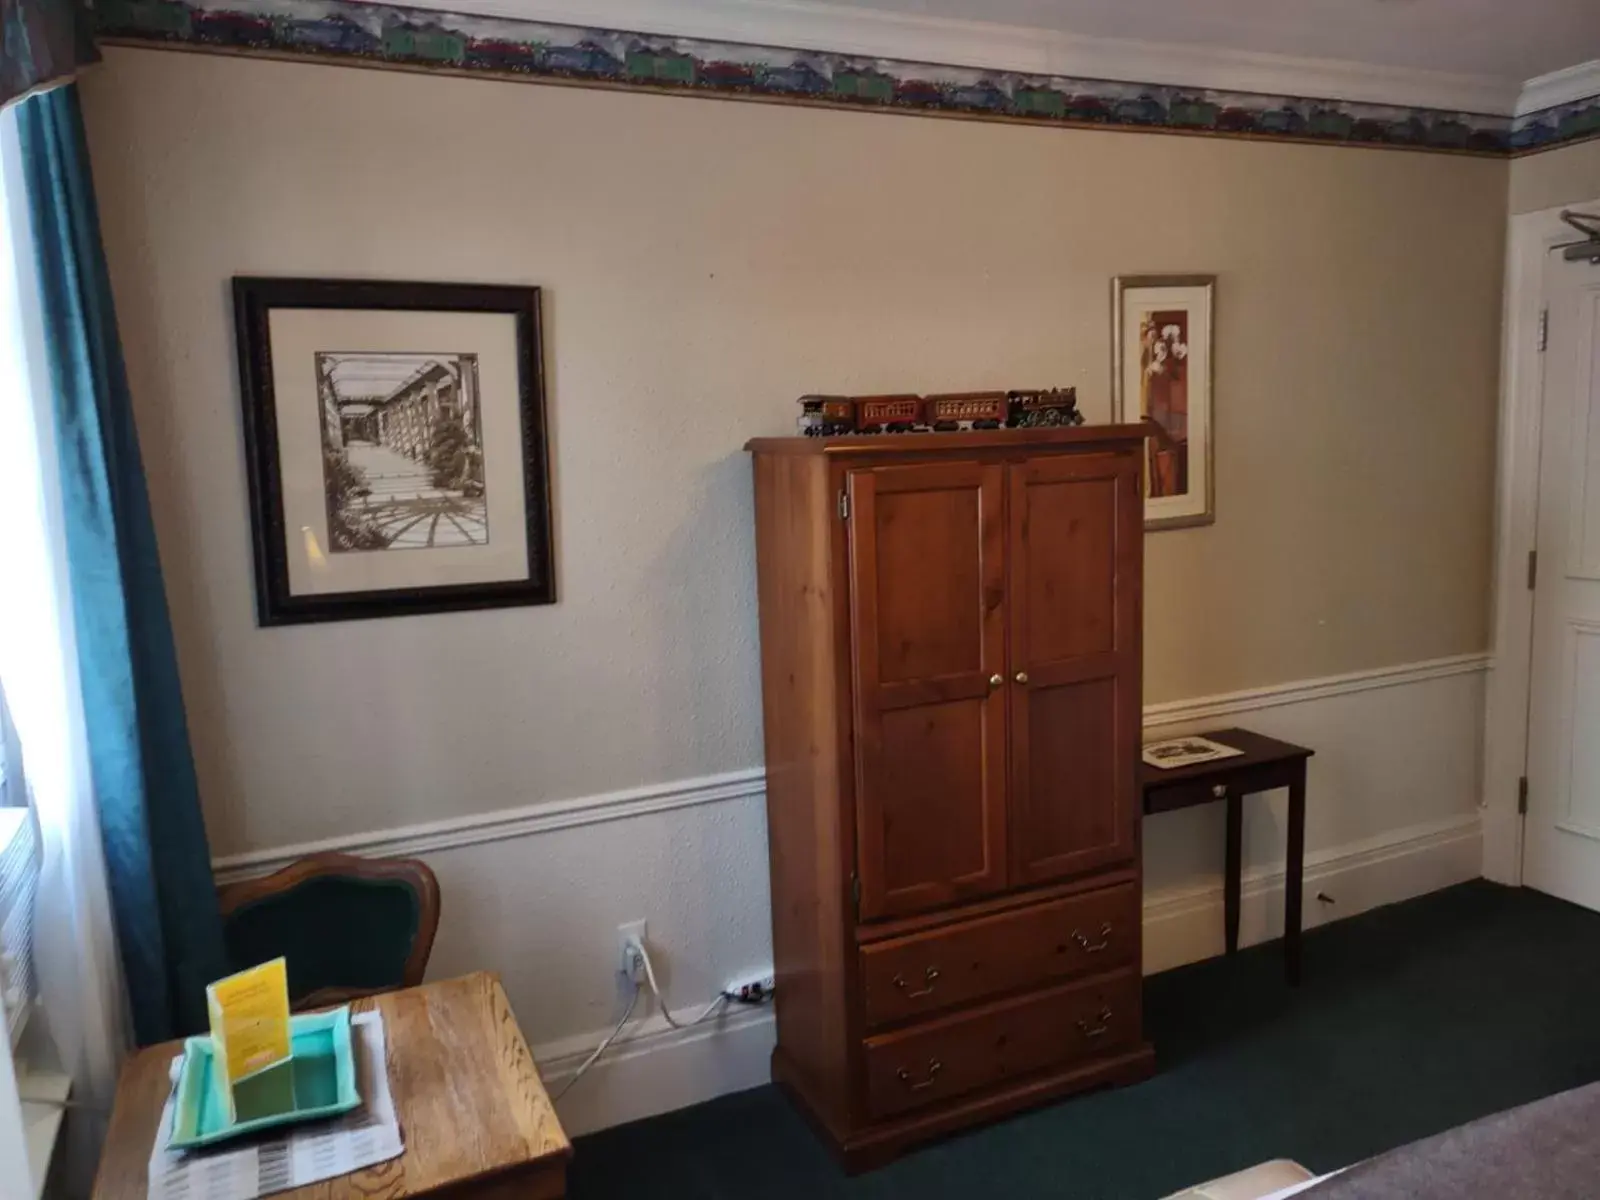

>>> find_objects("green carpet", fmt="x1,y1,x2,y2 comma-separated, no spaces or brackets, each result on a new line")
569,881,1600,1199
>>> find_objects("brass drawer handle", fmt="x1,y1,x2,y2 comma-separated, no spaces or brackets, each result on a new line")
1072,922,1113,954
893,966,941,999
1077,1005,1114,1040
896,1059,943,1091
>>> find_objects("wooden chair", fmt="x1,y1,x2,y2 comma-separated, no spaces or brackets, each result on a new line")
218,852,441,1011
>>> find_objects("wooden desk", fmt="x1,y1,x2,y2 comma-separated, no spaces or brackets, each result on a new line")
92,972,572,1200
1141,728,1314,984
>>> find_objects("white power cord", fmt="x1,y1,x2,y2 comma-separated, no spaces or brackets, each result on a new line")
552,982,638,1102
552,936,730,1101
631,937,730,1031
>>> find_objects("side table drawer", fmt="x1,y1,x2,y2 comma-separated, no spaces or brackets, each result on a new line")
863,968,1140,1120
859,882,1138,1028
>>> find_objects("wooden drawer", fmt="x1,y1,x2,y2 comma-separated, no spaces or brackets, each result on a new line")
859,882,1138,1028
863,968,1140,1119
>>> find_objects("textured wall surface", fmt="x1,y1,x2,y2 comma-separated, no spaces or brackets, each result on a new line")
1511,140,1600,213
78,49,1507,1124
81,48,1505,855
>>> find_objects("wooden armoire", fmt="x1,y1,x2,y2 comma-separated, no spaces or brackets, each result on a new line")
746,425,1153,1168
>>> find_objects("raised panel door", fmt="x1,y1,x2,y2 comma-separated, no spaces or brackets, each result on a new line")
849,461,1009,919
1526,258,1600,908
1007,452,1142,885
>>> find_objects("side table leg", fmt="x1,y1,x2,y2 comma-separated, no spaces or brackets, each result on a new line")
1286,769,1306,985
1224,791,1242,955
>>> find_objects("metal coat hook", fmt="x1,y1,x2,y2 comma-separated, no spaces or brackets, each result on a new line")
1560,210,1600,262
1562,210,1600,237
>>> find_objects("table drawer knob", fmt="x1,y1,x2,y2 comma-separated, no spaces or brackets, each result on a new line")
892,966,941,998
896,1059,943,1091
1071,922,1113,954
1212,784,1228,799
1077,1005,1114,1040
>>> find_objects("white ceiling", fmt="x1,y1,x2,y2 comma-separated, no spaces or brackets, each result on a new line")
782,0,1600,83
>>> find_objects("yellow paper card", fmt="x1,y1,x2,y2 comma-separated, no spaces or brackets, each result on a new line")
207,957,292,1122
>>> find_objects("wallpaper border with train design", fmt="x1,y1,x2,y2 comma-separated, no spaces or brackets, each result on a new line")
94,0,1600,157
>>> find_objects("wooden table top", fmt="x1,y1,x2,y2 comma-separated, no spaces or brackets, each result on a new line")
1139,727,1314,789
91,971,572,1200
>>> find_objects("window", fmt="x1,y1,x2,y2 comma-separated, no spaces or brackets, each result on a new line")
0,99,71,1200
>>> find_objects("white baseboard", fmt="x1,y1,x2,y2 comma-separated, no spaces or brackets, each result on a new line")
540,811,1482,1134
538,1001,777,1137
1142,812,1483,974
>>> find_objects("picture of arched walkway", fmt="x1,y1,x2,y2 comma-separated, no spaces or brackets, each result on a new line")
316,350,489,551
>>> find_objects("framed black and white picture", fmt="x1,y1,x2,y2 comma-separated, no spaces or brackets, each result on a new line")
233,278,553,625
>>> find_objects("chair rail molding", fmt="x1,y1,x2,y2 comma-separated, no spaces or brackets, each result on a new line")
212,651,1491,882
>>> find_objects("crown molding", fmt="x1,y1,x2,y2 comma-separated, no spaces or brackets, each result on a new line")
1517,59,1600,117
372,0,1521,115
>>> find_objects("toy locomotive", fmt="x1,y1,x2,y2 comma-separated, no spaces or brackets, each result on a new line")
797,388,1082,436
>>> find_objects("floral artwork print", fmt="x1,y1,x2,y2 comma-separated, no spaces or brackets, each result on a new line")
1140,311,1190,500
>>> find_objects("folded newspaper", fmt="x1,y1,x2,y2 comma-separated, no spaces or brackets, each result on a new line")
147,1009,403,1200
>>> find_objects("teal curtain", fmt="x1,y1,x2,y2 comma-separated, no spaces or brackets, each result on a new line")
15,83,225,1044
1,0,97,107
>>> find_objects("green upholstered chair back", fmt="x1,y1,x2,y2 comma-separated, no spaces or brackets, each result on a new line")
219,853,441,1010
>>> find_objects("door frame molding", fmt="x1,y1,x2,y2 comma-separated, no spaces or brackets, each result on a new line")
1484,199,1600,885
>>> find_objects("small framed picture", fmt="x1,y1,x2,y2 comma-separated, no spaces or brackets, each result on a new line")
233,278,554,625
1112,275,1216,530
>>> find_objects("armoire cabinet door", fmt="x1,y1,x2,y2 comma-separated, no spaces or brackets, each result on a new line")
849,461,1009,919
1007,452,1142,885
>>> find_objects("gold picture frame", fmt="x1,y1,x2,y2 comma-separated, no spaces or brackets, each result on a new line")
1112,274,1216,530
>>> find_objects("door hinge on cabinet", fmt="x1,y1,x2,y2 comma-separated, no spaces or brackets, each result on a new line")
1528,548,1538,591
838,490,850,520
1518,775,1529,816
1538,308,1549,353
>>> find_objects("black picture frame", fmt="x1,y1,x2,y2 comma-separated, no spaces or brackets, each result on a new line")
233,277,554,625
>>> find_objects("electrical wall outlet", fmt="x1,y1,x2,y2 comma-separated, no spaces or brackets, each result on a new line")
617,919,647,981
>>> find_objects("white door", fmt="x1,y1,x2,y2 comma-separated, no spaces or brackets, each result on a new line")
1525,252,1600,907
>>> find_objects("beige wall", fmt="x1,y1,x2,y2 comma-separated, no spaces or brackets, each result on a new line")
81,48,1506,855
1511,140,1600,214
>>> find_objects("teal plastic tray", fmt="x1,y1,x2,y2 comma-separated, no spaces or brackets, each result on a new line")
167,1006,360,1151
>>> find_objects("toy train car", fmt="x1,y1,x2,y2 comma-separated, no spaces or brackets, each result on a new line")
1007,387,1085,428
798,388,1081,436
798,394,924,436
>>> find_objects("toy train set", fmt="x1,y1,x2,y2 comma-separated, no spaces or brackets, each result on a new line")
798,388,1083,436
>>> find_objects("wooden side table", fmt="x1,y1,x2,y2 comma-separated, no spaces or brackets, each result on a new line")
1140,728,1314,984
91,971,572,1199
